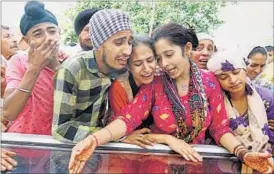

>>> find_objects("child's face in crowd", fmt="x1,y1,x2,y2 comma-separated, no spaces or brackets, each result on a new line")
246,53,267,80
129,44,156,86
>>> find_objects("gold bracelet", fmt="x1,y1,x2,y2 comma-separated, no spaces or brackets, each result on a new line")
17,87,31,93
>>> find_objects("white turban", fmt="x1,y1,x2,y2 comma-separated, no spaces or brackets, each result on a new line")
197,32,215,44
207,48,246,75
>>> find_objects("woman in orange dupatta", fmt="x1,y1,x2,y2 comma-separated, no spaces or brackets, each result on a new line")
108,35,156,147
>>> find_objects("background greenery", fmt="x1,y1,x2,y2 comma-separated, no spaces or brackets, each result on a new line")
62,0,229,45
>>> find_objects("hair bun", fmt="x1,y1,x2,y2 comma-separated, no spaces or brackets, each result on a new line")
25,1,45,19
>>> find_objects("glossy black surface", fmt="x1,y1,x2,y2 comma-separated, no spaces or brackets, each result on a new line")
2,146,243,174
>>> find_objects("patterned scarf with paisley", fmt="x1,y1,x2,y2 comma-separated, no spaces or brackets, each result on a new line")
161,60,208,143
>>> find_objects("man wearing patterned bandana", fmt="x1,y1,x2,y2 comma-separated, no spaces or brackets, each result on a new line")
53,9,133,143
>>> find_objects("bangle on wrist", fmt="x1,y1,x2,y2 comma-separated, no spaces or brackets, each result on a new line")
235,148,249,163
232,144,250,162
235,146,246,157
91,134,98,146
237,148,249,163
233,144,243,155
117,136,127,142
104,127,113,141
17,87,31,93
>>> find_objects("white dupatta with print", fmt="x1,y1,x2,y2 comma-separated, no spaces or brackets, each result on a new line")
208,48,269,152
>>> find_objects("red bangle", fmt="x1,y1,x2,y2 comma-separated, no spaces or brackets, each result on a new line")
233,144,243,155
235,146,246,157
91,134,98,146
237,148,249,163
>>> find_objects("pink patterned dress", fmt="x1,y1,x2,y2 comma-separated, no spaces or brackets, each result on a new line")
117,70,232,145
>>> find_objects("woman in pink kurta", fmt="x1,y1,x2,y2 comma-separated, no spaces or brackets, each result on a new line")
119,71,230,145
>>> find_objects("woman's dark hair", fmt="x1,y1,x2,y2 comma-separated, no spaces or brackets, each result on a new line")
265,45,273,52
151,22,199,51
247,46,267,59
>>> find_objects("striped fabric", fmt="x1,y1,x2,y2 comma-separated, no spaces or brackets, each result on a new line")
52,50,112,143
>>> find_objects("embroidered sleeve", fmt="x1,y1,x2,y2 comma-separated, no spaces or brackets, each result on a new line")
116,83,153,135
207,74,232,145
149,81,176,134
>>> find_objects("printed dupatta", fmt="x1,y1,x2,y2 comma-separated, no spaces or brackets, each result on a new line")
161,60,208,143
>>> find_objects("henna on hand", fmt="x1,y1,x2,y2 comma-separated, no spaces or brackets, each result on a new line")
243,153,269,173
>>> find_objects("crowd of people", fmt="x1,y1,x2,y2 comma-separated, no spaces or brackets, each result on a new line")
1,1,273,173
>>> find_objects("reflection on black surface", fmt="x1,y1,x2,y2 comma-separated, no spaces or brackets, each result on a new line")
4,148,51,174
3,147,243,174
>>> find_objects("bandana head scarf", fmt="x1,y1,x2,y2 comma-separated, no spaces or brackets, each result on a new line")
208,48,269,152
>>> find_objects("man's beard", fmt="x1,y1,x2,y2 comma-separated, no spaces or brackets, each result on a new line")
80,39,93,51
102,49,127,78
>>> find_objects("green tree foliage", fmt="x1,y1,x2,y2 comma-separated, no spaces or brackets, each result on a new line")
62,0,227,45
